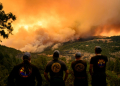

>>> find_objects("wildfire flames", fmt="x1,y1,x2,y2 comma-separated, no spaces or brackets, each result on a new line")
0,0,120,52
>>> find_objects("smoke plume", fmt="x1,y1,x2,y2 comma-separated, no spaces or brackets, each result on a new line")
0,0,120,52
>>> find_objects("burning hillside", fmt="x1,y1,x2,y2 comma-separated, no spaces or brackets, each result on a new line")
0,0,120,52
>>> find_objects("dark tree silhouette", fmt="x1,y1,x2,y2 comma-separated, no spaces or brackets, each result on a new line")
0,2,16,41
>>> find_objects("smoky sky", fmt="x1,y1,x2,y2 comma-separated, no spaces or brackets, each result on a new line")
0,0,120,52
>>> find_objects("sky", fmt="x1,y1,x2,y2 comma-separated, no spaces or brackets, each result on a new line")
0,0,120,52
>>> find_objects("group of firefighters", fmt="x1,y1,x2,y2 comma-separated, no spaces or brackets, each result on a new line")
7,46,108,86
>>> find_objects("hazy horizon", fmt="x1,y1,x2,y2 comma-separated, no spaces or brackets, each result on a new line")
0,0,120,52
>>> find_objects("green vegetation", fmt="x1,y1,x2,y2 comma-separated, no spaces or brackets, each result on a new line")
0,45,21,56
0,51,22,86
1,36,120,86
42,36,120,86
43,36,120,55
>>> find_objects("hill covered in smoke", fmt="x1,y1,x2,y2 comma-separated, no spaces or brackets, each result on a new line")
41,35,120,61
0,0,120,52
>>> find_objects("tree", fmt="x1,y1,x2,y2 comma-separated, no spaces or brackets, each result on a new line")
0,52,4,60
0,2,16,40
59,57,66,63
113,57,120,75
107,60,114,71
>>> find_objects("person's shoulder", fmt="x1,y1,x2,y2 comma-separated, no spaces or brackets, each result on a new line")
101,55,107,57
46,60,54,66
90,56,96,64
11,63,23,71
90,55,96,60
30,63,38,68
101,55,108,60
59,60,66,63
30,64,41,71
100,55,107,59
71,61,76,65
14,63,23,68
58,60,66,65
71,60,76,64
48,60,54,64
81,60,87,64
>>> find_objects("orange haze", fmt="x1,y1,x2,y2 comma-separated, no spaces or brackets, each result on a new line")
0,0,120,52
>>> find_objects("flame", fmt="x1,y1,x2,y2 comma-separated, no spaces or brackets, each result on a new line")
100,31,120,37
0,0,120,52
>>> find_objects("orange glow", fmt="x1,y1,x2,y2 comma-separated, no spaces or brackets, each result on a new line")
0,0,120,52
100,31,120,37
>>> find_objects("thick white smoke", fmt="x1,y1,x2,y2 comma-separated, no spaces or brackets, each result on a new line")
0,0,120,52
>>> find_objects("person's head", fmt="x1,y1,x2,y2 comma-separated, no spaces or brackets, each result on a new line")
53,50,60,60
75,52,82,60
23,52,31,63
95,46,102,54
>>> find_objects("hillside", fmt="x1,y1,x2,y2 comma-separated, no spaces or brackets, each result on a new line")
40,35,120,86
0,45,23,86
41,36,120,61
0,44,21,55
1,35,120,86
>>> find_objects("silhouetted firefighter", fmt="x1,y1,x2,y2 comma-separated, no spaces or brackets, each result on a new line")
89,46,108,86
71,52,88,86
44,50,68,86
8,52,42,86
